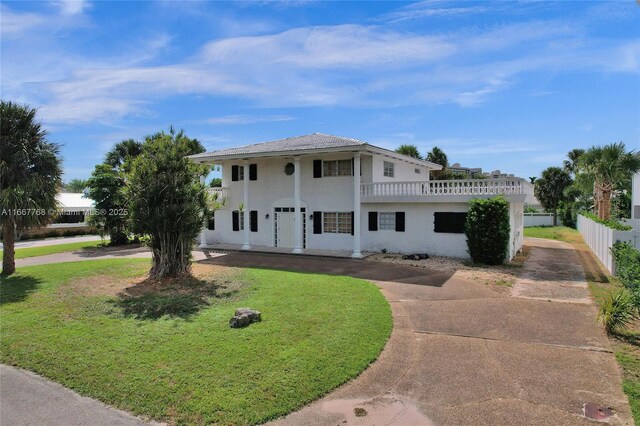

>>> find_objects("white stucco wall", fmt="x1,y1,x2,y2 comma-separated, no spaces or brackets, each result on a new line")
361,202,469,257
201,152,523,260
370,155,430,183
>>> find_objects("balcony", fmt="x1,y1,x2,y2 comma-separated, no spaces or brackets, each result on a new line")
360,178,526,202
207,187,229,199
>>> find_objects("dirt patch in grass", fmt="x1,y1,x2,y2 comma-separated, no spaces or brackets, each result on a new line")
61,264,246,320
368,246,530,295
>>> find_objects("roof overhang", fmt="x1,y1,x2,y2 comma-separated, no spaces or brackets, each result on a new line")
189,144,442,170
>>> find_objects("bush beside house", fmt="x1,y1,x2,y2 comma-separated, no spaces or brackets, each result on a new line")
465,196,511,265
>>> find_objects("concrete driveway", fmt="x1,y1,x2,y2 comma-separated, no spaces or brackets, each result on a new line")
203,240,632,425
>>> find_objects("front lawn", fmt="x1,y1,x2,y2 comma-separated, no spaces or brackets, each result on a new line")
1,239,106,260
525,226,640,422
0,259,392,425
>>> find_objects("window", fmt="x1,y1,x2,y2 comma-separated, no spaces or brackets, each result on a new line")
238,166,244,181
383,161,395,177
415,168,421,174
323,159,352,177
323,212,352,234
207,212,215,230
434,212,467,233
379,212,396,230
239,212,244,230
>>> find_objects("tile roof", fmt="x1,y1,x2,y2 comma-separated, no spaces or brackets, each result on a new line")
190,133,366,158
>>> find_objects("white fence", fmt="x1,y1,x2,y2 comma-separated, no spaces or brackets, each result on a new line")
577,214,639,274
524,213,554,227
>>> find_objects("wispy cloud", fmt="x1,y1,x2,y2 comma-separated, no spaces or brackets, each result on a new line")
4,2,639,124
54,0,89,16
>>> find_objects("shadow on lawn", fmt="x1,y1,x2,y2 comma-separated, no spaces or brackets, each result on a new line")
0,275,43,305
112,275,241,320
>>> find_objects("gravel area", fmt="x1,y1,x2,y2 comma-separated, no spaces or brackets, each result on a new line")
367,247,530,295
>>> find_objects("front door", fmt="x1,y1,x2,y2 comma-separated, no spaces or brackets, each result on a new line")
275,207,306,248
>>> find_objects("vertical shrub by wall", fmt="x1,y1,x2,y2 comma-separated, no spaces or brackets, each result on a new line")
465,196,511,265
611,241,640,310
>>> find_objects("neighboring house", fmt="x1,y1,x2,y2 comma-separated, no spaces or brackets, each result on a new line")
49,192,94,228
190,133,526,259
521,180,543,210
633,172,640,219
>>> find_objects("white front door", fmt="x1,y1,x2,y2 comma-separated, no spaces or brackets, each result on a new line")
276,212,295,248
275,207,306,248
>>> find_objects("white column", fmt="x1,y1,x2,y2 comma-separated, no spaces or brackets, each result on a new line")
352,153,362,258
241,161,251,250
292,156,303,254
198,174,207,248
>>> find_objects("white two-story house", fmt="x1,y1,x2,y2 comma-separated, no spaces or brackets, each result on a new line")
189,133,525,259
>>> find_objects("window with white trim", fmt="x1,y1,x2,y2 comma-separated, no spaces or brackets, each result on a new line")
238,166,244,181
383,161,395,177
379,212,396,230
323,212,352,234
323,159,352,177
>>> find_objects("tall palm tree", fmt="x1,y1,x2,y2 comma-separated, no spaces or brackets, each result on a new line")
1,101,62,275
580,142,640,220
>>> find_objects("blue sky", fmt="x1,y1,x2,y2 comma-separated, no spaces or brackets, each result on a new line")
2,0,639,182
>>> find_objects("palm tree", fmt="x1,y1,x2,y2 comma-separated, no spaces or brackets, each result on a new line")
426,146,448,179
580,142,640,220
395,144,422,159
1,101,62,275
563,148,585,176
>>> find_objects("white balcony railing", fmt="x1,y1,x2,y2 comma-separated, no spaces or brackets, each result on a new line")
208,187,229,199
360,178,525,198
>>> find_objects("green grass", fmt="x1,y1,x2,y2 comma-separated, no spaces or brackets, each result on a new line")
527,226,640,423
0,259,392,425
1,240,105,260
524,226,581,242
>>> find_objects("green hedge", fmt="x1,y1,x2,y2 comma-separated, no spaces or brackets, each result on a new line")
581,212,632,231
611,242,640,307
465,196,511,265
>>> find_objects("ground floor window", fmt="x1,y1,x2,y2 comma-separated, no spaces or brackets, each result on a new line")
323,212,352,234
379,212,395,230
434,212,467,233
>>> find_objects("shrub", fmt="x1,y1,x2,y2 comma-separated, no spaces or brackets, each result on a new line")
559,201,577,228
581,211,632,231
611,241,640,312
465,196,511,265
598,289,636,334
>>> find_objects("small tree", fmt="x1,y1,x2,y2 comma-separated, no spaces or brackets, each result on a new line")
1,101,63,275
127,130,208,278
209,177,223,187
395,144,422,159
465,196,510,265
86,164,129,244
534,167,572,226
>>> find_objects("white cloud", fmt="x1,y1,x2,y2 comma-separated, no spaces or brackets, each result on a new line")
4,4,639,124
54,0,89,16
0,6,47,36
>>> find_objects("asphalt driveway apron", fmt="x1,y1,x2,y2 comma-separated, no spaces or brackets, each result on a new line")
200,245,632,425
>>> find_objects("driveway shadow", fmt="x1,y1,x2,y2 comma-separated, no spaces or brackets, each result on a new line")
200,251,454,287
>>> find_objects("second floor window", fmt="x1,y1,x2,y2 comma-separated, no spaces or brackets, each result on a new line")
384,161,395,177
323,159,352,177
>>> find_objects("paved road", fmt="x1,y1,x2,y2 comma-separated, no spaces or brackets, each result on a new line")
0,365,150,426
14,248,217,267
1,235,103,250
